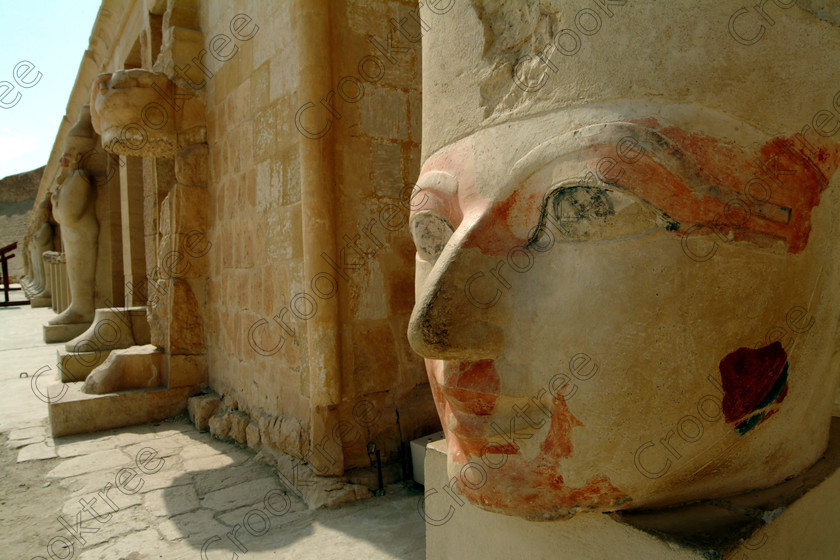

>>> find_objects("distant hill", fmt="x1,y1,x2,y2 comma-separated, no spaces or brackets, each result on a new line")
0,166,45,281
0,166,43,203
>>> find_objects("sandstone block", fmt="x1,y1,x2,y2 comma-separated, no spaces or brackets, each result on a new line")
229,411,250,444
208,412,231,440
187,393,221,431
245,421,261,449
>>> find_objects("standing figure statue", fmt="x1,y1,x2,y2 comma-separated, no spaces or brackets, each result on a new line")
47,105,99,326
23,199,53,298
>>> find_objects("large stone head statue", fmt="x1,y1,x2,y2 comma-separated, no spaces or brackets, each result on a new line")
90,69,205,158
407,0,840,519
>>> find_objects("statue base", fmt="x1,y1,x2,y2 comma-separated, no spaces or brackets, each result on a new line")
424,417,840,560
56,347,110,382
30,297,52,308
43,322,90,344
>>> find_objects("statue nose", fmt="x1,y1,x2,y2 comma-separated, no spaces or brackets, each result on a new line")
408,288,504,360
407,230,505,361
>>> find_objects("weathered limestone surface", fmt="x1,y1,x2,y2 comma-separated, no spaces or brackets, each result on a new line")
66,306,151,352
196,0,438,485
187,392,221,430
87,5,210,418
47,382,192,437
28,0,437,501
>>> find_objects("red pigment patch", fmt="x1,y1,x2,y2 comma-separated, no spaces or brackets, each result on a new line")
538,394,583,463
719,341,788,423
441,360,501,417
460,189,544,255
447,360,501,394
454,393,630,518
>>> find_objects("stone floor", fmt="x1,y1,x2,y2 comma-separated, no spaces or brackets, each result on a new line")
1,300,426,559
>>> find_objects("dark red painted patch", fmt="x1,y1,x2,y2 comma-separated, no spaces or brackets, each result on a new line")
719,341,788,423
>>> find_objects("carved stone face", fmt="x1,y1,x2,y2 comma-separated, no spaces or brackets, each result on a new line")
59,136,95,169
407,106,840,518
90,69,178,158
55,135,96,185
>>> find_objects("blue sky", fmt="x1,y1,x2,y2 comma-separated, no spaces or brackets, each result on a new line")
0,1,101,179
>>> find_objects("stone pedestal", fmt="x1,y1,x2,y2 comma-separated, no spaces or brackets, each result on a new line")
47,381,192,437
43,322,90,344
57,347,109,382
30,297,52,308
424,418,840,560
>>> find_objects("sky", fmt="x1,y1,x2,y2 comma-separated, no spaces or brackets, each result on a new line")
0,1,102,180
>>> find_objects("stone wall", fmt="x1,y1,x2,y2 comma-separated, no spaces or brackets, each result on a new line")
196,1,438,470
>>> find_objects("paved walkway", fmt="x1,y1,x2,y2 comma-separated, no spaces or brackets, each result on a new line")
1,302,426,559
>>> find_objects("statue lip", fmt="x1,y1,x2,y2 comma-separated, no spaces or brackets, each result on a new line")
439,359,501,416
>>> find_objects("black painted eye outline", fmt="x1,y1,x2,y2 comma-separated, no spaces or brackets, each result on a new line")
527,185,679,247
410,210,455,261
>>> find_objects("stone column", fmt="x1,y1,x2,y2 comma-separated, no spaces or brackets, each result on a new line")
87,64,208,394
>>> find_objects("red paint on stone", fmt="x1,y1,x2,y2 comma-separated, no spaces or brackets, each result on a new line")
440,360,501,417
452,393,630,518
593,121,840,253
719,341,788,423
449,360,501,394
460,190,543,255
538,394,583,462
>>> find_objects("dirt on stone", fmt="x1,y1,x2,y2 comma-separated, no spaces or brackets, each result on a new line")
0,432,71,560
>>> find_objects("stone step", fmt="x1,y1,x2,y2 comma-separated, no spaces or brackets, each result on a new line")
47,381,195,437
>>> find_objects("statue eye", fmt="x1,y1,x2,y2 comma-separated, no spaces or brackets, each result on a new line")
410,211,454,261
530,185,677,244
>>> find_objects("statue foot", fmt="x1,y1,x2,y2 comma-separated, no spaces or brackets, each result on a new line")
48,307,93,326
83,366,122,394
82,345,162,394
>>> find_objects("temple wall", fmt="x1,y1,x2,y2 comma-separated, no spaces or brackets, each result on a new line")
25,0,439,478
196,0,437,467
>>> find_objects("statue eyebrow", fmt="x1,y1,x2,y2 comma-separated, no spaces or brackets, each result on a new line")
514,121,792,225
